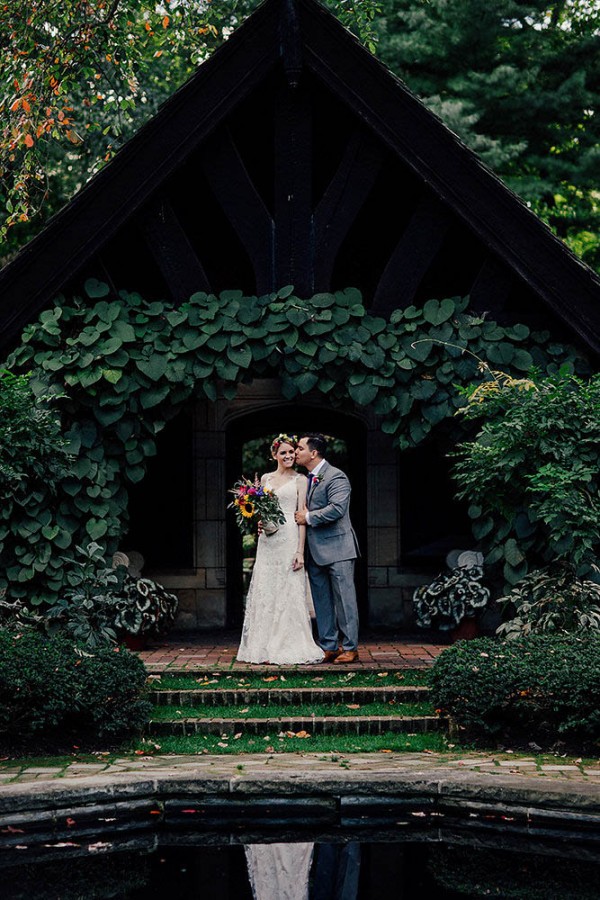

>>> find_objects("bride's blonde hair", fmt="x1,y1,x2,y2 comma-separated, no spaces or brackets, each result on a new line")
270,433,297,454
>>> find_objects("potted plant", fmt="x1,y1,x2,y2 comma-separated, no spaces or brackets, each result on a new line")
412,553,490,640
110,551,179,649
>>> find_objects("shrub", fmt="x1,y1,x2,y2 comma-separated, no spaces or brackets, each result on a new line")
496,563,600,638
0,629,151,751
429,633,600,751
0,541,178,649
452,371,600,588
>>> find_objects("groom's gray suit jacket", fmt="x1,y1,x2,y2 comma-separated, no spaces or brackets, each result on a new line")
305,461,359,566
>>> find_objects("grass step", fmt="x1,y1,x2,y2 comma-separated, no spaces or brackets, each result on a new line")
151,685,430,707
149,670,429,690
148,714,444,737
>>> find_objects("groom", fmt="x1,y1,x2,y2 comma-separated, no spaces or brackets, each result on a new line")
295,434,360,663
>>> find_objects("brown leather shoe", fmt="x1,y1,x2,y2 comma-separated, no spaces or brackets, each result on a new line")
320,649,340,663
333,650,359,664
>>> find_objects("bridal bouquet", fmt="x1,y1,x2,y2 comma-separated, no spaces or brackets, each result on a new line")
228,476,287,536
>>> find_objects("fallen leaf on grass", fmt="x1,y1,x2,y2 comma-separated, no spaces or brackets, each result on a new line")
378,749,392,754
377,672,388,678
263,676,279,682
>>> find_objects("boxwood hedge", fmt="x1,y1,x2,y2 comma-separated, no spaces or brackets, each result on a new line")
0,629,151,752
429,633,600,751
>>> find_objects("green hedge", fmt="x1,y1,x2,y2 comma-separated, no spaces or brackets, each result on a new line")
0,629,151,751
429,634,600,750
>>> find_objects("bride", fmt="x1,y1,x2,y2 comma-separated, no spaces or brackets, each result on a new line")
237,434,324,665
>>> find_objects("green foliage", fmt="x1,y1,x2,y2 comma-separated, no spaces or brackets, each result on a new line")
0,629,151,751
1,283,583,605
452,372,600,587
497,564,600,638
0,541,178,645
375,0,600,270
412,564,489,630
44,541,123,648
430,634,600,749
0,369,71,488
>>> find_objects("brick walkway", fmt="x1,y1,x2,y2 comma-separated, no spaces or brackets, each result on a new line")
139,631,447,672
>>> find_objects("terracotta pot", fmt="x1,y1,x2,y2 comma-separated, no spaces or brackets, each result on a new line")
121,632,148,651
450,617,480,643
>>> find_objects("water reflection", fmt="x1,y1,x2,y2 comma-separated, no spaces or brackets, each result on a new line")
244,842,360,900
2,831,600,899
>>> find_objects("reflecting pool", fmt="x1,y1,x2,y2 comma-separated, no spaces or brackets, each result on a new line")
2,828,599,899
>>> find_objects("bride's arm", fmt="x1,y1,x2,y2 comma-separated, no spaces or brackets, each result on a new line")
293,477,307,570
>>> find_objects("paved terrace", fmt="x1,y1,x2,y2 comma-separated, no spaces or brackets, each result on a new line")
138,631,447,672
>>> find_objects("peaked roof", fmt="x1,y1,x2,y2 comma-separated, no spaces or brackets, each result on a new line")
1,0,599,357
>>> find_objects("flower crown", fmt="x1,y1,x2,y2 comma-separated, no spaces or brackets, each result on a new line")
271,432,298,452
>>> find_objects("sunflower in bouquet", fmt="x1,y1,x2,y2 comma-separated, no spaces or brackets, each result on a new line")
228,475,287,536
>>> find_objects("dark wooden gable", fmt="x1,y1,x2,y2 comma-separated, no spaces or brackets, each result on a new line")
1,0,600,357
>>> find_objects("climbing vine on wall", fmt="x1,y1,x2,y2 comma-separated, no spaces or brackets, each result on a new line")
1,281,586,604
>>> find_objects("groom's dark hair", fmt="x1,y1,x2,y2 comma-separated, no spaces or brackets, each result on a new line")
304,432,328,458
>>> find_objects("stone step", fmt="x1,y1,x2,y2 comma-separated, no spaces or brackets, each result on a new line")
148,714,445,737
150,685,431,707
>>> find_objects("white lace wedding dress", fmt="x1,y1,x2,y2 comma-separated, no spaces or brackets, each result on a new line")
237,474,324,665
245,843,314,900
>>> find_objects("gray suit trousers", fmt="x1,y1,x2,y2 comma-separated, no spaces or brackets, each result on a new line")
307,555,359,652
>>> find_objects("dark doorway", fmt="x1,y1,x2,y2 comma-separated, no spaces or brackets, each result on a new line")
124,408,194,572
226,406,368,629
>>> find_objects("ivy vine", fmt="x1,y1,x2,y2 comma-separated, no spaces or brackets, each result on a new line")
1,281,585,605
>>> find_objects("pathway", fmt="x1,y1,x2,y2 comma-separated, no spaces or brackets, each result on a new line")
138,631,447,672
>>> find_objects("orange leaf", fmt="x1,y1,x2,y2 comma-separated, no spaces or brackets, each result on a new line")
346,704,360,709
162,15,169,27
22,99,31,113
10,99,21,112
24,134,34,147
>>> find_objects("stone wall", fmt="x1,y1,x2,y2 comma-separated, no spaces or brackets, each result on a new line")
146,378,431,632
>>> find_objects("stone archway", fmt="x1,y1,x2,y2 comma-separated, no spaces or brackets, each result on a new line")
223,386,369,629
